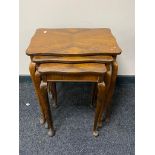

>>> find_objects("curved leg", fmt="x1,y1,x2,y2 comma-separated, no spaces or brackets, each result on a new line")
29,62,45,125
49,82,58,108
98,69,111,127
105,61,118,123
38,75,55,137
93,82,106,137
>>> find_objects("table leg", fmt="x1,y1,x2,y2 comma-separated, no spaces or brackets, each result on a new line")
93,82,106,137
40,80,55,137
49,82,58,108
105,61,118,123
29,62,45,125
97,68,111,127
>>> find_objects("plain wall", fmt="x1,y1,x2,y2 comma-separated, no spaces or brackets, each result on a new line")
19,0,134,75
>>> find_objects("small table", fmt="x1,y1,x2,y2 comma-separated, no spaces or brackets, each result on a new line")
26,28,122,137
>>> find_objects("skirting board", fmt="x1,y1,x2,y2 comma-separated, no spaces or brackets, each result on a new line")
19,75,135,85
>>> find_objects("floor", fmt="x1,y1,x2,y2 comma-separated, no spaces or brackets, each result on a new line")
19,80,135,155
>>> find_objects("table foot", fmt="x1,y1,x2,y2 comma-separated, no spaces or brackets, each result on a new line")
93,131,99,137
48,128,55,137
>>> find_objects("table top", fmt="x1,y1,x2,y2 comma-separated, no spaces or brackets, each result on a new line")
38,63,107,75
26,28,122,56
32,55,113,64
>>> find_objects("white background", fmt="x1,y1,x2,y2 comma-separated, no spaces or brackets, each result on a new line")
19,0,134,75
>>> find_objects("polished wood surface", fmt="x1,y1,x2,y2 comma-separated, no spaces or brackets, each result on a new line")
26,28,122,56
32,55,113,64
38,63,107,75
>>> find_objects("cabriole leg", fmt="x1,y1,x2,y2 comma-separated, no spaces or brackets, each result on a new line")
29,62,45,125
105,61,118,123
98,68,111,127
93,82,106,137
39,79,55,137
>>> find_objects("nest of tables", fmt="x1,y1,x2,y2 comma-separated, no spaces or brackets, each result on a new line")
26,28,122,137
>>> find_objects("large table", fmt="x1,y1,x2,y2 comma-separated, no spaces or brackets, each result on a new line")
26,28,122,137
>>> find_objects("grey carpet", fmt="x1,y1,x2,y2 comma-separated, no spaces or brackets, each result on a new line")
19,81,135,155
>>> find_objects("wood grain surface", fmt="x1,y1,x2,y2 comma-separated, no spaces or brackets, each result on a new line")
38,63,107,75
32,55,113,64
26,28,122,56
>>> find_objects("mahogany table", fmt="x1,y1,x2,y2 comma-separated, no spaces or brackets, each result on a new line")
26,28,122,137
